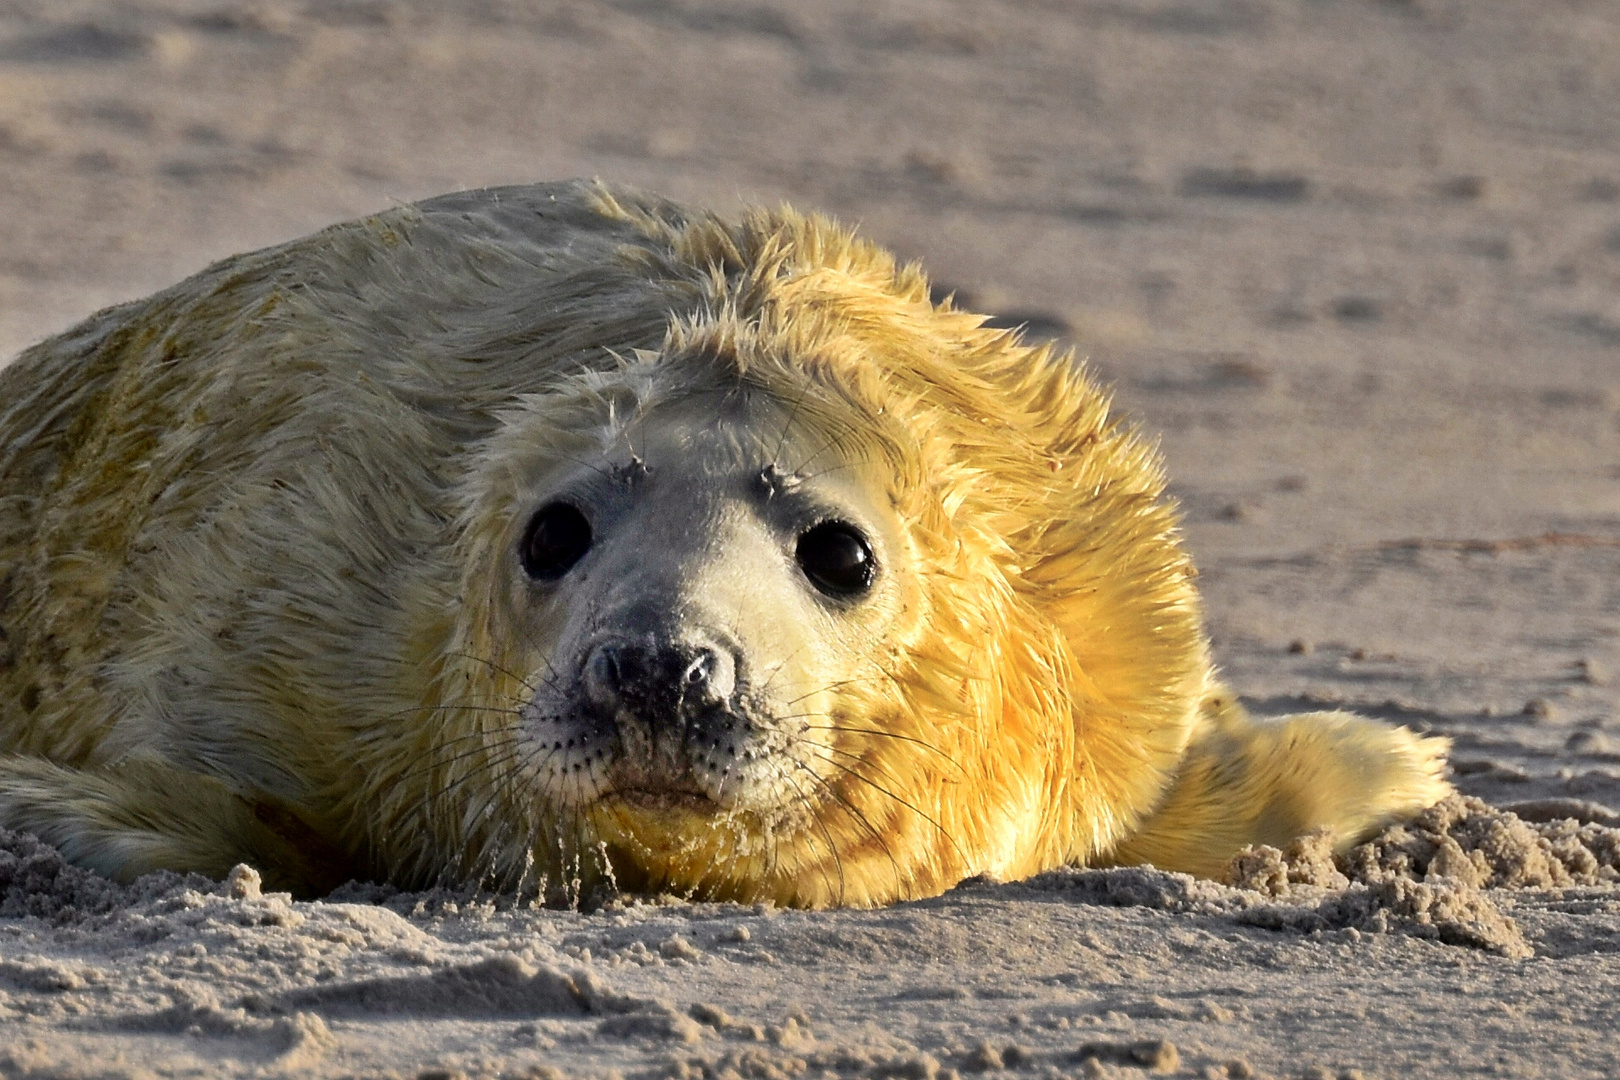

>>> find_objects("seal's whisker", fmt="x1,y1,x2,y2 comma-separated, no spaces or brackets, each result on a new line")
754,642,813,697
481,787,539,892
769,383,815,469
763,710,831,724
450,749,536,882
797,457,872,484
751,757,842,906
479,738,544,816
797,736,918,796
774,714,961,780
441,758,528,823
764,755,845,905
374,704,526,725
400,747,510,804
549,448,618,486
398,731,523,789
796,723,962,771
789,424,862,478
509,621,570,692
778,675,891,707
429,747,526,806
407,711,529,887
477,739,573,859
785,756,903,901
809,752,970,866
445,651,545,694
854,652,926,697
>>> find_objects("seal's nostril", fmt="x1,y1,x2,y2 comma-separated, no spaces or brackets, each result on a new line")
684,645,736,704
583,643,623,710
685,654,712,686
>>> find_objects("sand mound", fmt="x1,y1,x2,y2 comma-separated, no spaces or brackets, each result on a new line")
1226,795,1620,894
991,796,1620,959
1340,796,1620,890
1218,796,1620,958
0,830,136,921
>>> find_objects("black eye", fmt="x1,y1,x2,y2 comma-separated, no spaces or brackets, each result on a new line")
796,521,875,598
521,503,592,581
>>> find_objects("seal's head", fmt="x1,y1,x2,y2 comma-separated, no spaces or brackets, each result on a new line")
505,380,925,900
363,202,1210,907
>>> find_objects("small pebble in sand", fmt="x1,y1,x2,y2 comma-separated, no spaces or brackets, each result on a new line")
1566,730,1610,754
963,1041,1002,1071
1436,174,1487,201
872,1052,941,1080
767,1018,807,1048
224,864,262,901
1577,658,1611,685
1523,698,1556,721
1130,1040,1178,1073
688,1003,731,1029
1075,1040,1178,1075
1219,501,1259,522
660,935,700,960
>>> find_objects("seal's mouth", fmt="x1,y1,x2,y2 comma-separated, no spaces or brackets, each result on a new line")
609,785,718,812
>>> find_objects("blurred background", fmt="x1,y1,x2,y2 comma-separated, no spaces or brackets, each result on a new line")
2,0,1618,799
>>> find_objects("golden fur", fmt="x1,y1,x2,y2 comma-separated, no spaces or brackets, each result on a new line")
0,180,1450,904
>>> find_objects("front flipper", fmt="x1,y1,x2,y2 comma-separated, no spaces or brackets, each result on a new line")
0,754,352,896
1105,696,1451,879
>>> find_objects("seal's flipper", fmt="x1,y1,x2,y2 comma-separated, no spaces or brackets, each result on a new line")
0,755,349,896
1103,695,1452,879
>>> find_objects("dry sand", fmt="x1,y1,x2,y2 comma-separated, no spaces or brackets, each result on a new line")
1,0,1619,1076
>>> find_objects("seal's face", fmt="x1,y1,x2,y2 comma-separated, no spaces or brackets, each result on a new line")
505,386,922,896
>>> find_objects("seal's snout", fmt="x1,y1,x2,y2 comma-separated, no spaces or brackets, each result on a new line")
582,636,739,722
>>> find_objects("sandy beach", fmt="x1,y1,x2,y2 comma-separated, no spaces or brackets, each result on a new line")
1,1,1619,1076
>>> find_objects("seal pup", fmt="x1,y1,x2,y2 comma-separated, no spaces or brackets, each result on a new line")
0,180,1450,904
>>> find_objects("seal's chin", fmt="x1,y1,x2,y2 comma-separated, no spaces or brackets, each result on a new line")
589,780,802,903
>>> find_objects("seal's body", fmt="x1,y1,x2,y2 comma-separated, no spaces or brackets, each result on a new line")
0,181,1449,903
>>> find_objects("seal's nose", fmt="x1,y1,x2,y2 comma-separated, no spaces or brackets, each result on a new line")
582,637,738,720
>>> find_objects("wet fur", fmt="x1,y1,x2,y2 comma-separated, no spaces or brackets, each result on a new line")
0,180,1450,904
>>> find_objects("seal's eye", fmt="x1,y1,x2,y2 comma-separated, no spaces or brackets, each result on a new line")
521,503,592,581
796,521,875,598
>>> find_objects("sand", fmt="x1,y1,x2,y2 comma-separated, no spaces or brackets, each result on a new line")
1,0,1619,1075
